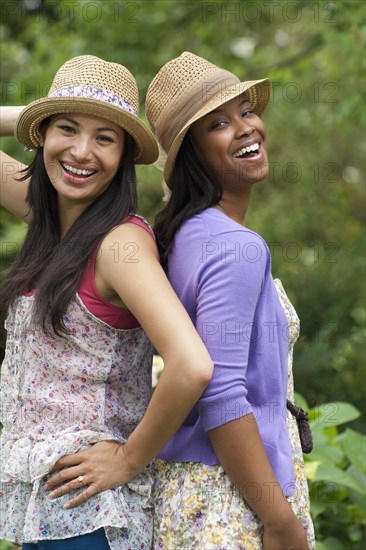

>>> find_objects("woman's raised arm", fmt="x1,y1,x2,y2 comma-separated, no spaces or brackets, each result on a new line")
0,106,31,221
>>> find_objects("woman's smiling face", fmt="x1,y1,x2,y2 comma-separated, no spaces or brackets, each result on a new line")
190,94,269,192
41,113,125,208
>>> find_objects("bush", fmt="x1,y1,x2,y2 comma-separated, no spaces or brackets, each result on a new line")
295,392,366,548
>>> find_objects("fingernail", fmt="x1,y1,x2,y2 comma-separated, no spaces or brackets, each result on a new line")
63,503,70,509
49,491,56,499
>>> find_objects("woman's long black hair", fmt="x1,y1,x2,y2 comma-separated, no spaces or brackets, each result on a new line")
0,130,138,336
154,132,222,271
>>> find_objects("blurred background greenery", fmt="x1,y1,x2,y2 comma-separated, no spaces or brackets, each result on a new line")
0,0,365,548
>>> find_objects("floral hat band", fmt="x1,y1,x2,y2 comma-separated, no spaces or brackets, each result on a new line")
49,86,139,116
16,55,158,165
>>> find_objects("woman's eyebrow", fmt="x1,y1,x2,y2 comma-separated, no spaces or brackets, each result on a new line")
96,126,120,134
238,96,250,106
54,116,79,125
54,116,119,134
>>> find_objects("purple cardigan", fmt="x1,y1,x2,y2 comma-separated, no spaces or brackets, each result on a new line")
158,208,295,496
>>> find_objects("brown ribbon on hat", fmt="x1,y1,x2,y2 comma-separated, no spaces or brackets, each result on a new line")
156,69,240,155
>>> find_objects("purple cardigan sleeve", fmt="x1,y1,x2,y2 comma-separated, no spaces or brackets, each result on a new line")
195,230,269,431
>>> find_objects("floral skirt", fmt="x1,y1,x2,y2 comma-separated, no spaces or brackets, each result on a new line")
152,413,315,549
152,459,315,550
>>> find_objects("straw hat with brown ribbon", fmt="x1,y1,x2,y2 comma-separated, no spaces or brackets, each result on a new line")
16,55,158,165
146,51,272,187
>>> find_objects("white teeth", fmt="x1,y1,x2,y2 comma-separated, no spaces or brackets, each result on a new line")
233,143,260,157
62,163,95,176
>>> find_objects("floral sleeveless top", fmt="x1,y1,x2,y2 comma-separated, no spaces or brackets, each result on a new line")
0,293,154,548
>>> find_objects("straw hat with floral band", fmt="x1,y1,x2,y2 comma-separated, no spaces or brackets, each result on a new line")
16,55,158,165
146,51,272,188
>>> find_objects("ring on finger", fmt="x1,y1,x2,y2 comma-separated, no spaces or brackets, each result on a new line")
77,475,85,485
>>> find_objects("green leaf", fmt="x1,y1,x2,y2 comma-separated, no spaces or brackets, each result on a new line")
346,484,366,511
346,465,366,498
313,462,365,494
310,427,330,450
319,537,347,550
309,444,344,466
339,428,366,475
309,499,327,518
305,460,321,480
0,541,17,550
309,402,360,429
293,392,309,410
348,524,363,542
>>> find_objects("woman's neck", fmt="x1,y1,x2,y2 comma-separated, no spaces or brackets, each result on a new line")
58,200,90,239
213,190,252,226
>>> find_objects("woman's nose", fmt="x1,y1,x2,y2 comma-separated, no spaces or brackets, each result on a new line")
70,136,94,161
234,117,255,138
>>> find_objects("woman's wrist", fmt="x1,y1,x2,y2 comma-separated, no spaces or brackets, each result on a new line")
117,438,148,479
0,106,25,137
261,499,299,530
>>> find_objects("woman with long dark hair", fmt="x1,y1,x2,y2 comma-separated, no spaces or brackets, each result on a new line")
0,55,213,549
147,51,315,550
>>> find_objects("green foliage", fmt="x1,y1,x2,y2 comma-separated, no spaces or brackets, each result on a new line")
295,393,366,548
0,1,365,544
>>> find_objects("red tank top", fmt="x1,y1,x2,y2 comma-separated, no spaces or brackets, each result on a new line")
78,216,154,329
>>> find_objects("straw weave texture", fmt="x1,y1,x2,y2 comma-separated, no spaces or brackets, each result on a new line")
49,56,139,113
16,55,158,164
146,54,220,129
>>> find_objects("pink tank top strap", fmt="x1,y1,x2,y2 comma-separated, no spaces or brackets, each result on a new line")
125,214,155,238
78,215,154,329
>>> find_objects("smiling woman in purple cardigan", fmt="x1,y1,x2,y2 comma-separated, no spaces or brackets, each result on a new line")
146,52,315,550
